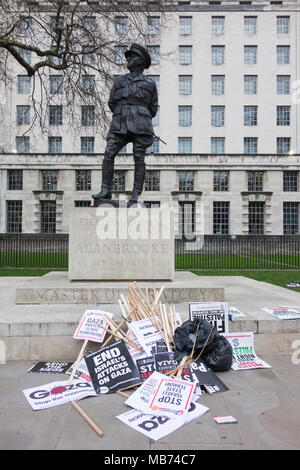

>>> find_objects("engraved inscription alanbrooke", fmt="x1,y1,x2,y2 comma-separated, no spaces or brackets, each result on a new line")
74,242,169,255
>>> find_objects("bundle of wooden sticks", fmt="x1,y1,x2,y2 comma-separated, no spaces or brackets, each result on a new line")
102,281,177,353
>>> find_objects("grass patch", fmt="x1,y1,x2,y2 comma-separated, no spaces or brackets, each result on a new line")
0,252,68,269
0,268,67,276
175,254,300,270
190,269,300,292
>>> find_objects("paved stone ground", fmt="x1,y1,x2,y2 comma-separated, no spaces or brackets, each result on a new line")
1,355,300,451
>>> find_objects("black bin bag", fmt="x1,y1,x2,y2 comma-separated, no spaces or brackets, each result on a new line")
202,334,233,372
173,318,233,372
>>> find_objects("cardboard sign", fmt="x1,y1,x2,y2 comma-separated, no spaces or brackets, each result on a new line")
262,307,300,320
126,329,147,362
155,339,168,353
136,356,156,382
84,340,140,394
129,314,182,356
228,306,246,320
190,360,229,393
189,302,229,334
23,379,96,410
116,401,209,441
129,318,163,356
27,362,73,374
125,371,195,421
73,310,113,343
224,332,272,370
65,358,91,382
154,352,193,382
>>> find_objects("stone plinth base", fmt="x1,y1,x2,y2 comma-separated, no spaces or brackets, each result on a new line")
68,206,174,281
15,271,225,305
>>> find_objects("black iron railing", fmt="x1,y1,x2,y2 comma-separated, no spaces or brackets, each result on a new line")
0,234,299,270
0,234,68,268
175,235,300,270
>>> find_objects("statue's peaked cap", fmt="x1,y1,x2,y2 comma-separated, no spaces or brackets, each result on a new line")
125,43,152,69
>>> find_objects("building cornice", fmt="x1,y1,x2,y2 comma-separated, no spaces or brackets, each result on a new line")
21,1,300,13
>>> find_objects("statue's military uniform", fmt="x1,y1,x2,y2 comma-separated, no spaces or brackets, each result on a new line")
93,43,159,205
108,73,158,137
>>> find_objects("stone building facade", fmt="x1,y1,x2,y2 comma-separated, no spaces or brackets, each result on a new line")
0,152,299,236
0,1,299,235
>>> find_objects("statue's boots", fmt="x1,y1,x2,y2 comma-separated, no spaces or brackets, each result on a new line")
92,158,114,201
129,157,145,204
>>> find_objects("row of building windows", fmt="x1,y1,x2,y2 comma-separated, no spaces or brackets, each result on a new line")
180,15,290,36
115,44,292,66
16,104,293,127
19,15,292,38
6,169,300,192
14,135,293,154
18,43,293,67
176,200,300,236
115,15,292,36
17,74,294,96
5,199,299,235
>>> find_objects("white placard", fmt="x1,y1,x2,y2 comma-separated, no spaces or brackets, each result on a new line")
224,332,272,370
65,358,91,382
126,329,147,362
125,371,195,421
129,318,163,356
73,310,113,343
262,307,300,320
23,379,97,410
229,306,246,319
189,302,229,334
116,402,209,441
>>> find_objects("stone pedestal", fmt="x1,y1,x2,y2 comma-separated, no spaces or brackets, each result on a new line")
68,206,175,281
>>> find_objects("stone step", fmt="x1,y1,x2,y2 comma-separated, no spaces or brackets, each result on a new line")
1,272,300,362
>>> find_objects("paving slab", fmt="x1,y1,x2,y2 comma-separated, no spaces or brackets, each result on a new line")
1,356,300,450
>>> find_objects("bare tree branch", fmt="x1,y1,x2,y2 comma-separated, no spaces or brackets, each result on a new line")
0,0,172,146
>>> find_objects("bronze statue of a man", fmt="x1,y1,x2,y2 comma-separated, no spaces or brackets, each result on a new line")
92,43,158,205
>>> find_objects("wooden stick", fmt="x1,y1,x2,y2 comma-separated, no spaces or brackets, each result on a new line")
119,381,143,391
166,324,214,378
162,303,172,343
126,294,140,322
97,322,139,351
71,400,104,437
103,315,144,352
116,390,130,399
128,285,149,318
176,356,187,378
68,338,88,384
101,316,126,349
170,305,176,335
154,285,165,305
159,302,171,352
130,284,165,336
102,303,139,349
163,304,175,345
118,299,128,319
146,288,150,303
120,294,130,315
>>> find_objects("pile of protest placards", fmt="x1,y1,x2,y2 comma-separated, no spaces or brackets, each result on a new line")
22,282,272,440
